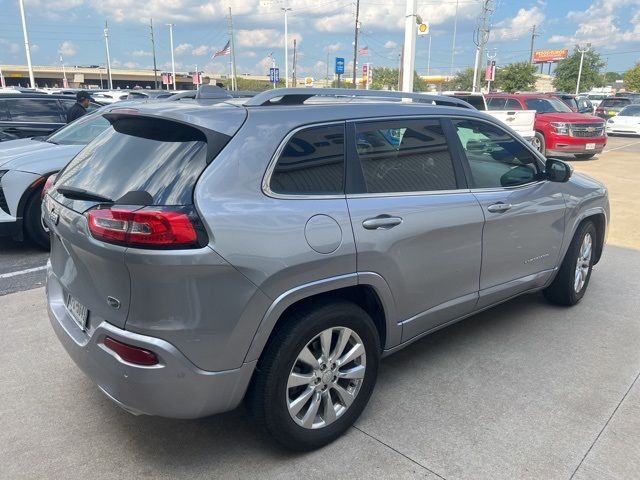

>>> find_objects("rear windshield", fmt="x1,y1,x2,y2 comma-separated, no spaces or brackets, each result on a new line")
449,95,486,110
55,122,210,205
525,98,572,113
602,98,631,107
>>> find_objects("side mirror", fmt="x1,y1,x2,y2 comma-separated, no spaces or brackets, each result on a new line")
545,158,573,183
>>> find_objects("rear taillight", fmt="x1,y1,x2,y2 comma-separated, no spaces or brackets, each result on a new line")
42,174,56,199
104,336,159,366
86,206,201,248
595,107,604,113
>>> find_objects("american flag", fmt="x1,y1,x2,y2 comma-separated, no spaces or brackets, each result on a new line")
358,45,369,56
213,41,231,58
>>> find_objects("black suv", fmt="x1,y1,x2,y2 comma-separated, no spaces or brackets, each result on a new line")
0,93,100,141
596,97,632,120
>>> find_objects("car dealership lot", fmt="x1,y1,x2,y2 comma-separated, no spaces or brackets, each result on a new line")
0,134,639,479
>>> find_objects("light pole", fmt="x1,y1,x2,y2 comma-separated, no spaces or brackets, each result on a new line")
426,33,432,77
18,0,35,88
167,24,176,90
401,0,418,92
268,52,276,89
282,1,292,88
576,43,591,95
60,55,68,88
450,0,459,76
103,21,113,89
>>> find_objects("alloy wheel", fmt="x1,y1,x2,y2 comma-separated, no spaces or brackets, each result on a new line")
574,232,592,293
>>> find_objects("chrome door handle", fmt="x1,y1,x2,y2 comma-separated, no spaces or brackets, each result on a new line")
362,215,403,230
487,203,512,213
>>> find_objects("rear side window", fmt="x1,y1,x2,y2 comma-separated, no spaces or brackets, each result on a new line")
55,118,216,205
451,95,486,110
602,98,631,107
505,99,523,110
355,119,457,193
270,124,345,195
8,99,62,122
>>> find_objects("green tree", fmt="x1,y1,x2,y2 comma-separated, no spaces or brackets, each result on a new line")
603,71,623,84
624,64,640,92
441,68,474,91
494,62,537,92
553,49,605,93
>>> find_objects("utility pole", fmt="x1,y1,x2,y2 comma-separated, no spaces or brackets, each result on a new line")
352,0,361,88
576,43,591,95
18,0,35,88
529,24,539,64
282,0,292,88
427,33,432,77
292,39,297,87
472,0,493,92
104,21,113,89
60,55,67,88
228,7,238,91
150,19,159,89
450,0,459,76
401,0,418,92
397,50,402,91
167,23,176,90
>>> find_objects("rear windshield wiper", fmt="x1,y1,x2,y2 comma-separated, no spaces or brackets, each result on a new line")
56,186,114,203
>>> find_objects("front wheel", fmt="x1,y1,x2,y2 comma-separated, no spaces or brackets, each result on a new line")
544,221,596,306
531,132,546,156
24,189,50,249
246,301,380,451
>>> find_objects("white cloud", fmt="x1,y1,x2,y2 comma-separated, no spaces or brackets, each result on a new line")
131,50,152,57
491,7,544,42
384,40,398,49
0,39,20,55
192,45,210,56
174,43,194,56
244,51,257,58
58,41,77,57
236,29,302,48
325,43,343,53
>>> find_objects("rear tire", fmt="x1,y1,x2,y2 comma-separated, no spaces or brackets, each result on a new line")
532,132,546,156
24,189,50,250
246,300,380,451
544,221,596,306
575,153,595,160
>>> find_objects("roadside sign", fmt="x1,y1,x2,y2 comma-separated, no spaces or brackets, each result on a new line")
335,57,345,75
162,73,173,85
304,77,314,88
269,67,280,83
533,49,568,63
192,72,202,85
417,23,430,36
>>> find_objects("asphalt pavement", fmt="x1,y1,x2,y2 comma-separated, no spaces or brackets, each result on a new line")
1,245,638,479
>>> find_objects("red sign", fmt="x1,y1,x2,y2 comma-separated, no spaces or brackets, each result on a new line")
533,49,568,63
192,72,202,85
485,60,496,81
162,73,173,85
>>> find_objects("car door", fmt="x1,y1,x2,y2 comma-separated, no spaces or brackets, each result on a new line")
346,118,485,343
5,98,64,137
448,117,566,309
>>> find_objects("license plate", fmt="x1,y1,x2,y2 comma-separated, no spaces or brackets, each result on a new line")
608,111,617,116
585,143,596,150
66,294,88,330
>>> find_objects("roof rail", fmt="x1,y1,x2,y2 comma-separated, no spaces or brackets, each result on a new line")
243,88,475,109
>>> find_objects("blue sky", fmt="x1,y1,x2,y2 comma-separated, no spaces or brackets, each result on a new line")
1,0,639,79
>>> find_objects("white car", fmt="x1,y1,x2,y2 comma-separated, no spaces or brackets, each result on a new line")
0,109,112,247
605,104,640,136
91,90,130,104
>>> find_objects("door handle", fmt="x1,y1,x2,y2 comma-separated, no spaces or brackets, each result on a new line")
487,203,512,213
362,215,403,230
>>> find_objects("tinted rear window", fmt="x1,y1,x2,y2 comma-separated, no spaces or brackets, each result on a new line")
450,95,486,110
55,122,211,205
602,98,631,107
8,98,62,122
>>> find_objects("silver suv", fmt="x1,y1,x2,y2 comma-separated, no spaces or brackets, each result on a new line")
45,89,609,451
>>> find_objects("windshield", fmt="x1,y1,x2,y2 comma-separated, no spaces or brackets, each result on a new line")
46,111,110,145
619,105,640,116
602,98,631,107
525,97,573,113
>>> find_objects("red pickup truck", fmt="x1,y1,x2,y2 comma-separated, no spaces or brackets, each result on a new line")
486,93,606,159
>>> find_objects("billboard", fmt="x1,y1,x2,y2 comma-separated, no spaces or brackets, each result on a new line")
533,49,568,63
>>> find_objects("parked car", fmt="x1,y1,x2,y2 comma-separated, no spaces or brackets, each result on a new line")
0,93,101,141
90,91,130,104
595,97,632,120
0,105,125,247
126,90,177,100
580,92,608,109
614,91,640,103
605,104,640,136
548,92,593,114
487,93,606,159
44,88,609,451
442,91,536,142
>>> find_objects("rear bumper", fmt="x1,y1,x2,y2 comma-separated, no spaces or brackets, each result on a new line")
47,268,256,419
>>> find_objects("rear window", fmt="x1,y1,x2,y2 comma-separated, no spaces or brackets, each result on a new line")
602,98,631,107
449,95,486,110
8,98,62,122
55,119,214,205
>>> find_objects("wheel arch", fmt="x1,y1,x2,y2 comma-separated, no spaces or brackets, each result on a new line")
17,170,58,239
244,272,399,364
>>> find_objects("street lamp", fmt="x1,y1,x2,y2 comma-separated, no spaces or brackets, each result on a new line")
167,24,176,91
576,43,591,95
